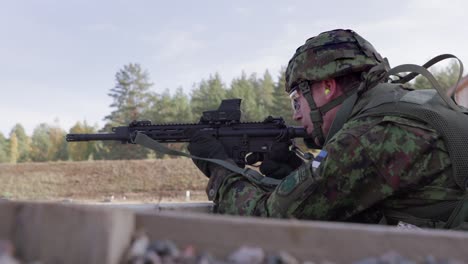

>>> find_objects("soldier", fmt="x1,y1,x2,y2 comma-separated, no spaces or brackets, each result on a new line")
187,29,468,229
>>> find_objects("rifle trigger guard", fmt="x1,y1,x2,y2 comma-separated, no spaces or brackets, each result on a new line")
129,131,139,144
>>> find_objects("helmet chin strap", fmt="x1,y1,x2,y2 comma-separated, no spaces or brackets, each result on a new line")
297,81,357,149
299,61,391,149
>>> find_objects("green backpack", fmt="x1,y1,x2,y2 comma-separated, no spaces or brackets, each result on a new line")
330,54,468,229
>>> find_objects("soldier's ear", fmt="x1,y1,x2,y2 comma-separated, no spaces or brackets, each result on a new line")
322,79,337,97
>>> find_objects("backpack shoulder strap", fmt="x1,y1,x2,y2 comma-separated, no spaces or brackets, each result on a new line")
386,54,466,113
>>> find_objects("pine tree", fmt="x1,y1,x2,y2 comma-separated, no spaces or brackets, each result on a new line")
247,70,276,119
270,67,295,124
144,88,193,158
10,124,30,162
258,70,275,113
29,122,68,162
146,89,178,123
227,72,262,121
48,124,68,161
0,133,8,163
100,63,153,160
9,132,18,164
191,73,227,118
105,63,154,124
30,123,52,162
172,87,193,123
68,121,96,161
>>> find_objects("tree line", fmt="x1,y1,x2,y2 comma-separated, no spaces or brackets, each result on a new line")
0,62,460,163
1,64,292,163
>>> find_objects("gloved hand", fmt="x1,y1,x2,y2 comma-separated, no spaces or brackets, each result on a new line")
258,142,304,179
187,129,228,178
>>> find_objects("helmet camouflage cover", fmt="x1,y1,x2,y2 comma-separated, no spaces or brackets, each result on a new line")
285,29,383,93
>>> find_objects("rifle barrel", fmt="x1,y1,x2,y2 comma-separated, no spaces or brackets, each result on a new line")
66,126,308,142
66,133,125,142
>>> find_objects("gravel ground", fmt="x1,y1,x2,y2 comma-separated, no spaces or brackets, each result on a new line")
0,234,464,264
122,231,465,264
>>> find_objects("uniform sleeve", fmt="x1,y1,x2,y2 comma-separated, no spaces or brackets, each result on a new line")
288,132,391,221
208,129,387,219
210,116,447,221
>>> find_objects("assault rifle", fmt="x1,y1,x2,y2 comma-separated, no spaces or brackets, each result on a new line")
66,99,310,167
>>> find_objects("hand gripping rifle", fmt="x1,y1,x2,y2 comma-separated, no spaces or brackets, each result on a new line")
66,99,311,186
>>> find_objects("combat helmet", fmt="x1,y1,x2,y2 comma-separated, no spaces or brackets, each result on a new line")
285,29,383,92
285,29,386,148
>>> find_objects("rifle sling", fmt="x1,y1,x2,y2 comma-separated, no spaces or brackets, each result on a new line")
134,132,282,188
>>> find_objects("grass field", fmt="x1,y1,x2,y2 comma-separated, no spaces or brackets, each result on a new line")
0,159,209,202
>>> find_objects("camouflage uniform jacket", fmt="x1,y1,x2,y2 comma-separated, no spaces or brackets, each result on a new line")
206,86,465,228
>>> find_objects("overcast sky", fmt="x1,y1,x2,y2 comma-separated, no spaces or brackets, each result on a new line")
1,0,467,136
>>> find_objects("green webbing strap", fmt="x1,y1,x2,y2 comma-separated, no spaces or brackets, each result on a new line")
133,132,282,188
298,82,326,145
382,195,468,230
393,54,464,100
444,192,468,229
382,209,447,228
319,91,355,113
325,92,358,144
324,60,389,144
387,64,462,112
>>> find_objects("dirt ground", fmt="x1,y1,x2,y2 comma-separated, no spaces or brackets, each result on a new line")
0,159,209,203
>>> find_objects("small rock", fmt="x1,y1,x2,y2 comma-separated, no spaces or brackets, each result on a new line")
423,256,464,264
277,251,299,264
182,245,196,258
164,255,180,264
126,232,150,261
227,246,265,264
352,257,379,264
196,252,218,264
380,251,416,264
396,221,423,231
266,250,300,264
353,251,416,264
127,256,145,264
147,240,180,258
423,255,440,264
143,251,162,264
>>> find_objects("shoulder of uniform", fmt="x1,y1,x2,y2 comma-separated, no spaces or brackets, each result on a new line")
333,116,384,140
334,115,436,142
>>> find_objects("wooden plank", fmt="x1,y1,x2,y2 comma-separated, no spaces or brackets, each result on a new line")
136,211,468,262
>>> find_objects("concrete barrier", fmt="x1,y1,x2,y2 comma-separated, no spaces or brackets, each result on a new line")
1,201,468,263
136,211,468,262
0,201,134,264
